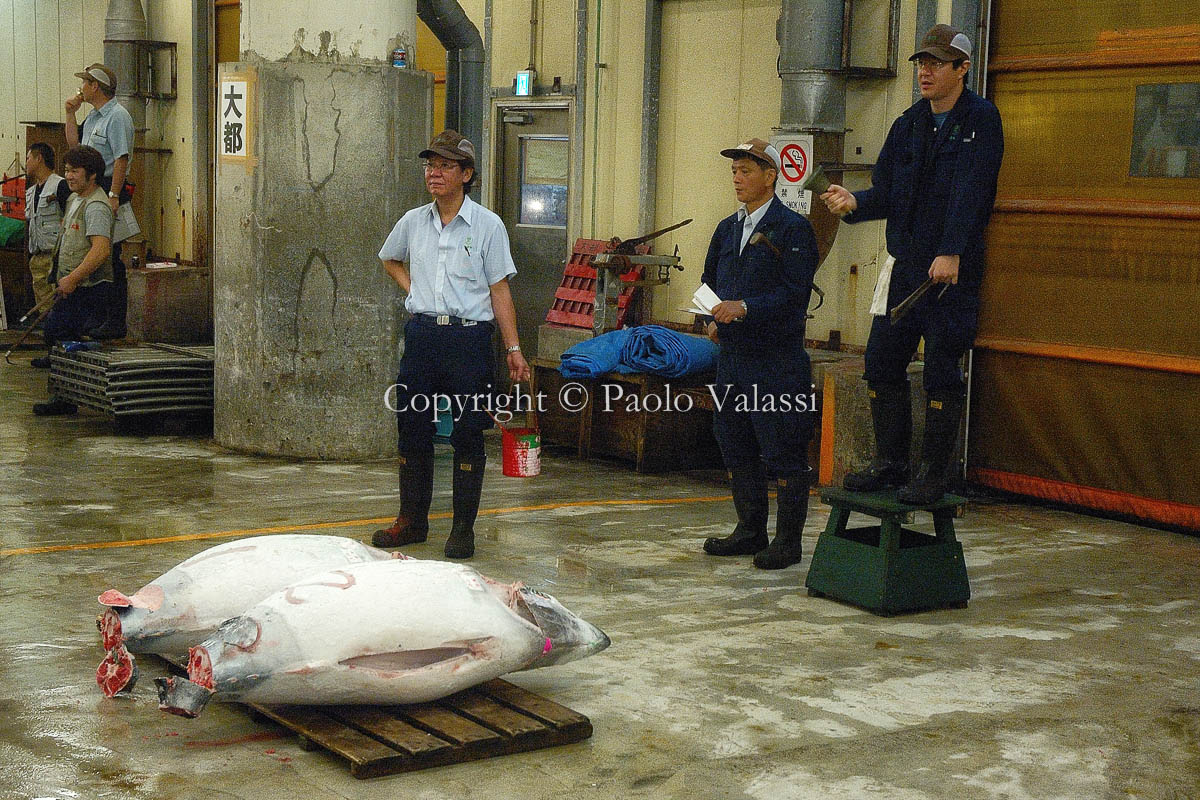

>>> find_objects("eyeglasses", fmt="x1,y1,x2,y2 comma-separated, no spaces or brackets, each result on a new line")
423,161,462,174
916,57,953,72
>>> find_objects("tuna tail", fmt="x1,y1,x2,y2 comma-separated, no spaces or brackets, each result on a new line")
96,644,139,698
514,588,611,669
155,676,213,718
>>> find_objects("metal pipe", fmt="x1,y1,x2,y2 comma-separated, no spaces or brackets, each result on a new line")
777,0,846,133
571,0,588,244
589,0,603,236
417,0,484,151
638,0,662,236
977,0,994,96
193,0,213,270
528,0,538,72
104,0,147,129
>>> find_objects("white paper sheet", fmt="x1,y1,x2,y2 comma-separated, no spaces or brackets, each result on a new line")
870,255,894,316
691,283,722,314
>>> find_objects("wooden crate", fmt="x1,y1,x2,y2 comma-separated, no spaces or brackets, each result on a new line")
247,679,592,779
531,357,723,473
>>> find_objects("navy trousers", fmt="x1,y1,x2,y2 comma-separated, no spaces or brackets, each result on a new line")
864,266,980,395
42,282,117,346
712,343,814,478
393,315,496,461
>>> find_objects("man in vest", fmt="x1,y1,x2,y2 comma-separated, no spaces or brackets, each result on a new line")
33,146,116,417
65,63,137,339
24,143,70,341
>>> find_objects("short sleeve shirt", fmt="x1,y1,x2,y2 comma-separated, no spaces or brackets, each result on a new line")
378,194,518,322
80,100,134,177
82,198,116,238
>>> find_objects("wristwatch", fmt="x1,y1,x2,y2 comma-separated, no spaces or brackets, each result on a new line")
506,345,521,353
108,190,118,199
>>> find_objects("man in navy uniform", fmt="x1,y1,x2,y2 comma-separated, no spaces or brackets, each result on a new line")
822,24,1003,504
701,138,820,570
374,130,531,559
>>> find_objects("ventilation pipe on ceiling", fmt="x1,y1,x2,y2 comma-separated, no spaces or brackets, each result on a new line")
777,0,847,267
104,0,148,130
417,0,484,153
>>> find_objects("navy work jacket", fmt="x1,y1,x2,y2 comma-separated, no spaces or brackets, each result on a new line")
846,88,1003,291
701,196,819,352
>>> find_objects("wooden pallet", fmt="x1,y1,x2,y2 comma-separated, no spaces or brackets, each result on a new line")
247,679,592,778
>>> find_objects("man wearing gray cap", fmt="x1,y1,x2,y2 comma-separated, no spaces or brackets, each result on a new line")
65,62,136,339
374,129,530,560
821,24,1004,505
701,137,820,570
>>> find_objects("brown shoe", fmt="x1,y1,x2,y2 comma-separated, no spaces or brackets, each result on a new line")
371,516,427,548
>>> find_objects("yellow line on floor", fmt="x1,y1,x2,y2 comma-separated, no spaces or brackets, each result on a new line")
0,494,734,557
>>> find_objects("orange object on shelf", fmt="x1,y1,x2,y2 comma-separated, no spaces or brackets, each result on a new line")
1,174,26,220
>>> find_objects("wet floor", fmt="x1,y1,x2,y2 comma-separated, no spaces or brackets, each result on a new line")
2,357,1199,799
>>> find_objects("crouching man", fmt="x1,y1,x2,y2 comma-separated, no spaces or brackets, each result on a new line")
33,145,116,416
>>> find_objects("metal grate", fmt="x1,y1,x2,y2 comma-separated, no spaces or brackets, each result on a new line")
48,344,214,417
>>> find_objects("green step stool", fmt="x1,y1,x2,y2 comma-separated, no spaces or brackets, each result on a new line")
805,487,970,616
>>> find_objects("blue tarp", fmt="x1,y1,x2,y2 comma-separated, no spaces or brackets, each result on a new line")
558,328,635,379
559,325,718,379
621,325,719,378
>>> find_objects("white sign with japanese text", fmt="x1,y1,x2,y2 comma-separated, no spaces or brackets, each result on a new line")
220,81,248,157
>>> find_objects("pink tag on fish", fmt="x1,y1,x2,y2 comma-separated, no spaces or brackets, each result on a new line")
543,637,553,655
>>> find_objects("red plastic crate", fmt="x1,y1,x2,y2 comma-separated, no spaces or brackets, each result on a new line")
545,238,648,330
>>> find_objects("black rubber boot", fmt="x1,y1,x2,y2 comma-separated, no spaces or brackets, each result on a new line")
372,452,434,548
445,456,486,559
704,462,769,556
90,250,127,340
898,393,965,505
32,398,78,416
843,382,912,492
754,471,810,570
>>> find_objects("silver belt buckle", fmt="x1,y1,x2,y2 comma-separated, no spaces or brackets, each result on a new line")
436,315,450,325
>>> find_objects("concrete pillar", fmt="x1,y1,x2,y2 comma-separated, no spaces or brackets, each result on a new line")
240,0,418,64
214,0,432,459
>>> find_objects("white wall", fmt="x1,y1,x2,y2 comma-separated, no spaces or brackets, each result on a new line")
0,0,106,169
0,0,200,262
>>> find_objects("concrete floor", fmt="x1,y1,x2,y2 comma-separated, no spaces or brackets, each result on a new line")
2,357,1199,800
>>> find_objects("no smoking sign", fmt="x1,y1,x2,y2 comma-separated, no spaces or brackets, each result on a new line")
770,135,814,215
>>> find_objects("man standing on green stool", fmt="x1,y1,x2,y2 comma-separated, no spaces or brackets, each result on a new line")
821,24,1003,504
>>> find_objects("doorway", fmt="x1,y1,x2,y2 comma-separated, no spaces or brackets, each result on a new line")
494,104,570,360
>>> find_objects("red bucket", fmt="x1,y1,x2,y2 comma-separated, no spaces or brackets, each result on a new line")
501,427,541,478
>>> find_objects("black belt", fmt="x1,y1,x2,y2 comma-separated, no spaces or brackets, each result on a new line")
417,313,486,327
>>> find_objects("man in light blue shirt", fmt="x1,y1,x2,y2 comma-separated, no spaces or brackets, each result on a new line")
374,129,530,560
65,62,136,339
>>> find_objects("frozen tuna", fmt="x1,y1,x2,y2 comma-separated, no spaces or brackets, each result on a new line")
96,535,404,697
155,559,610,717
